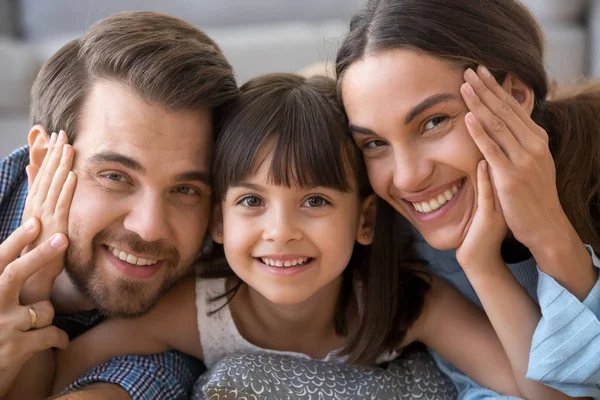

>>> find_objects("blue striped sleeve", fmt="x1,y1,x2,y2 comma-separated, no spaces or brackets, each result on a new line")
527,245,600,399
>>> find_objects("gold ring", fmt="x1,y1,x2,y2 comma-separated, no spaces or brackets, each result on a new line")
28,306,38,330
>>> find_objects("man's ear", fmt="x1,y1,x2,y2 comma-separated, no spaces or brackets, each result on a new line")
28,125,51,168
356,194,376,245
502,74,535,116
211,204,224,244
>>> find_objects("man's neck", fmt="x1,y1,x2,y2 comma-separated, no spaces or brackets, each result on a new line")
51,272,96,314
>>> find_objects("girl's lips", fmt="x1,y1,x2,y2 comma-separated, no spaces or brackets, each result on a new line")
407,179,466,222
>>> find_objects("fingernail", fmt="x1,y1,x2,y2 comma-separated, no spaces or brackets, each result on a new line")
49,132,57,146
50,234,67,249
479,66,492,78
465,112,476,124
24,218,35,231
58,130,65,142
62,144,70,159
462,83,475,96
465,68,478,81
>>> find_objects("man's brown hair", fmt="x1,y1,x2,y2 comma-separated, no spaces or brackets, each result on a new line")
30,11,238,142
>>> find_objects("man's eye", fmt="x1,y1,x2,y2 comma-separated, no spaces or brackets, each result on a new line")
102,173,127,182
239,196,263,207
302,196,330,208
174,186,199,196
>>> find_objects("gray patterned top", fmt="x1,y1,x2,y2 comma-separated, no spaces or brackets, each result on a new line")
192,345,457,400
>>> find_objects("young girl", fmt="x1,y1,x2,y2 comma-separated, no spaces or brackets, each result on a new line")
37,73,560,399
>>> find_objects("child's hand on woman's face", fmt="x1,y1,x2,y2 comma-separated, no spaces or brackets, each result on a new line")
21,130,77,303
456,160,507,273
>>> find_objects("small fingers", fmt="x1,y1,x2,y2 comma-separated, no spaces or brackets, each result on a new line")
29,131,58,198
45,144,75,216
0,218,40,274
17,300,55,331
25,165,39,189
35,131,69,209
55,171,77,223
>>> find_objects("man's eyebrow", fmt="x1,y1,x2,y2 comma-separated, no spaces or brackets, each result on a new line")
174,171,212,185
88,151,145,173
404,93,456,124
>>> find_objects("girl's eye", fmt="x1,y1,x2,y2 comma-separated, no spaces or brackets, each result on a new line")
239,196,263,207
302,196,330,208
424,115,448,131
363,139,387,149
174,186,199,196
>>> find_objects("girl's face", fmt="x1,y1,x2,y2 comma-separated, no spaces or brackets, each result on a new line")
214,151,372,306
341,49,483,250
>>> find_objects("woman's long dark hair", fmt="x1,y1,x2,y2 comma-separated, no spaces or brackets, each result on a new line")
336,0,600,254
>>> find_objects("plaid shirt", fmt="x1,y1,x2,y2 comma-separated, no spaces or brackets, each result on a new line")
0,146,203,400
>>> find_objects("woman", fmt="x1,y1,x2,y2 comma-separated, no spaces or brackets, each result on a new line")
336,0,600,398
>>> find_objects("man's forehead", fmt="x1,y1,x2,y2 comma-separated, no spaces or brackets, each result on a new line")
72,80,213,167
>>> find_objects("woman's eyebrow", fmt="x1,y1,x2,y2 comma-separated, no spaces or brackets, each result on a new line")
404,93,456,124
349,93,458,136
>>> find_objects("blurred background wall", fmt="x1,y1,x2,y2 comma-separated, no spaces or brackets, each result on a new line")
0,0,597,157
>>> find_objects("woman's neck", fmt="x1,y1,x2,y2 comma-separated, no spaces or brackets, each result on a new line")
229,276,350,358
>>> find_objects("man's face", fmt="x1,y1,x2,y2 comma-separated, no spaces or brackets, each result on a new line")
66,79,213,317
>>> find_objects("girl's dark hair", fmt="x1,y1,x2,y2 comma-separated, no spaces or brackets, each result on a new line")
202,72,428,364
336,0,600,253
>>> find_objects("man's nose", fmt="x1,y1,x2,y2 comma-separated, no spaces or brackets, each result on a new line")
123,193,170,243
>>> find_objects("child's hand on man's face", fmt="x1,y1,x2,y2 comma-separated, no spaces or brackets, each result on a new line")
20,130,77,304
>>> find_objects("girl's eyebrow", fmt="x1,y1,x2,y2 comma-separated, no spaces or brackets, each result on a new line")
229,182,263,191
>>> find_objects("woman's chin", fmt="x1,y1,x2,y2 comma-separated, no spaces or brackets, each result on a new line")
418,226,467,251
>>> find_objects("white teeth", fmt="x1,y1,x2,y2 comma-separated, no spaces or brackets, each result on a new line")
444,190,453,201
261,257,309,268
411,182,462,215
108,247,158,266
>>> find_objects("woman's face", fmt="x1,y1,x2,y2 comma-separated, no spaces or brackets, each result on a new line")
341,49,484,250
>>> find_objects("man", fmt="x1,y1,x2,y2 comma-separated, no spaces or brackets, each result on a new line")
0,11,237,399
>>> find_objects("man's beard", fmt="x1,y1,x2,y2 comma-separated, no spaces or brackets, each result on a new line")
65,228,188,318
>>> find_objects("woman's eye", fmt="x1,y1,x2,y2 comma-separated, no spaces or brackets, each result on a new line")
302,196,329,208
363,139,387,149
424,116,448,131
239,196,263,207
174,186,199,196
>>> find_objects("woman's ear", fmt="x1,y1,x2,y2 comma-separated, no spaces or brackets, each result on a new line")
502,74,535,116
28,125,51,168
356,194,376,245
211,204,224,244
